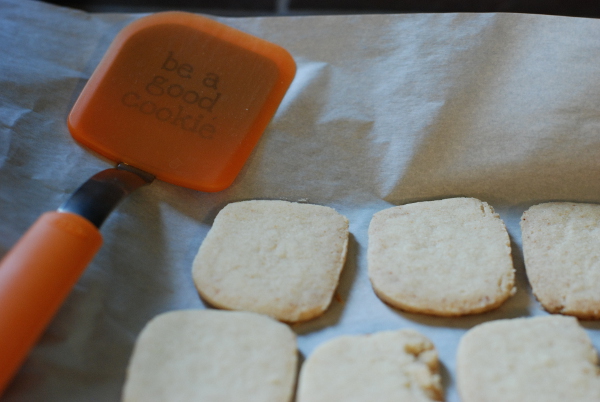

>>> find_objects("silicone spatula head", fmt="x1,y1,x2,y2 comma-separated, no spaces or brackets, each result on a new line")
68,12,295,192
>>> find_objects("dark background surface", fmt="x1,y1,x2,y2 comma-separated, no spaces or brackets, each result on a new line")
39,0,600,17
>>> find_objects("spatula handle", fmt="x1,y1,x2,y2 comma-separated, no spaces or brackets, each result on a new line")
0,211,102,394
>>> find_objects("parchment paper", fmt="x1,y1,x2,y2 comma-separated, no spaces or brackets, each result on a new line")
2,1,600,400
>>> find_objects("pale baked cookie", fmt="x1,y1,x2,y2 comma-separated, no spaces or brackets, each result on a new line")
122,309,297,402
296,329,443,402
192,200,349,322
457,315,600,402
368,197,515,316
521,202,600,319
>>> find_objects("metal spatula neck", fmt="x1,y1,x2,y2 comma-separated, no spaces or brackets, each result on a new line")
58,164,154,228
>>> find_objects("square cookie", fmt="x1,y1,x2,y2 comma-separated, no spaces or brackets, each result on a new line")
122,310,297,402
521,202,600,319
296,329,443,402
192,200,349,322
457,315,600,402
368,197,515,316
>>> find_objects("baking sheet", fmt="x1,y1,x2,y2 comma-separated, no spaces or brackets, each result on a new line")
2,1,600,400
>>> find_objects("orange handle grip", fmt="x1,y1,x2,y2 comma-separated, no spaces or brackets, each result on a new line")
0,211,102,394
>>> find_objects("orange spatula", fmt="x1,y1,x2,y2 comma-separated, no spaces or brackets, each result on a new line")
0,11,295,394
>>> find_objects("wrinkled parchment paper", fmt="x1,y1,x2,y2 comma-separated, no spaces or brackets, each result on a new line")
2,1,600,400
